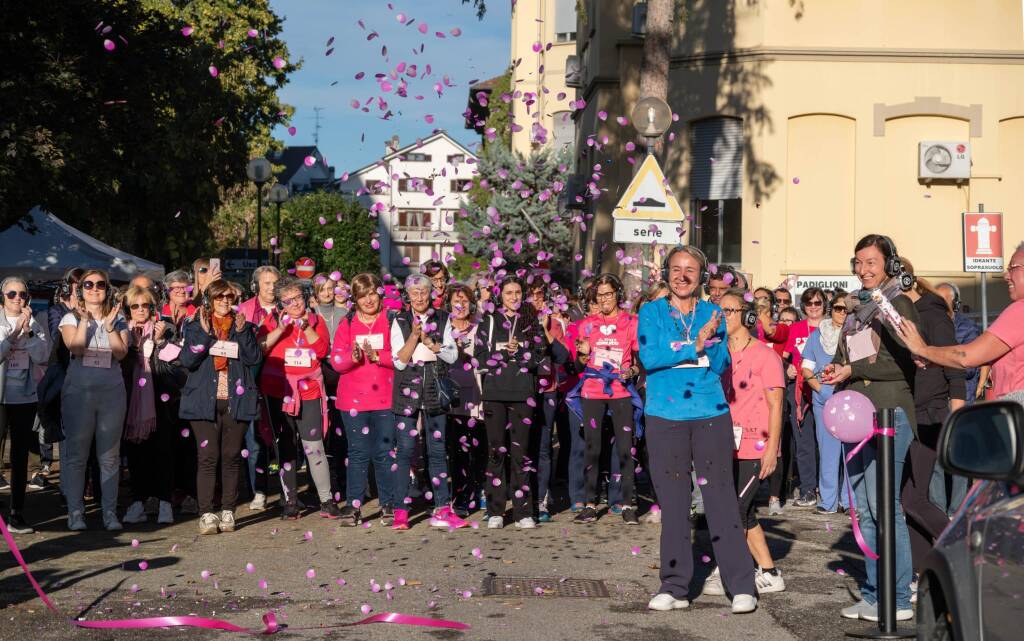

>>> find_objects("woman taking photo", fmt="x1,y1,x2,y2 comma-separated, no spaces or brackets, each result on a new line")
330,273,397,526
258,277,338,520
477,276,548,530
639,246,757,614
179,279,261,535
572,274,640,525
121,286,178,525
60,269,129,531
0,277,50,533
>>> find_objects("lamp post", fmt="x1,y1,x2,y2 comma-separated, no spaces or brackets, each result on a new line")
629,95,673,284
268,183,290,267
246,157,273,264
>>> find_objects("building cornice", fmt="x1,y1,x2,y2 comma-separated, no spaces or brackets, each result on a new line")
664,45,1024,67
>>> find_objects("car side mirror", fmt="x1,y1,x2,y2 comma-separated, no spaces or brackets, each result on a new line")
938,400,1024,482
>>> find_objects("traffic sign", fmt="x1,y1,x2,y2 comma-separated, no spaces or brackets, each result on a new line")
612,219,685,245
612,155,684,221
962,212,1003,272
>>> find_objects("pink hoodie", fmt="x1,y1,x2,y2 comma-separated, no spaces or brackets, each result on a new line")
330,312,395,412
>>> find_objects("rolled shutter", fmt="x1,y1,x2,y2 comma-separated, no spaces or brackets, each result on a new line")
555,0,576,35
689,117,743,200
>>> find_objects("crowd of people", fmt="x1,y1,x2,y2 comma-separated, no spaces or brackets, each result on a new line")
1,235,1022,620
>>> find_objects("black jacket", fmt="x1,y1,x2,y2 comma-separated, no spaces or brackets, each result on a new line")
476,311,548,402
391,308,451,416
178,316,262,422
913,292,966,425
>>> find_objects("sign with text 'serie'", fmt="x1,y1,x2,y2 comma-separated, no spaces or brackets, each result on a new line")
612,155,685,245
962,212,1004,273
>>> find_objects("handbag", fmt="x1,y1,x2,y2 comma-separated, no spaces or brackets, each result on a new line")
434,363,460,412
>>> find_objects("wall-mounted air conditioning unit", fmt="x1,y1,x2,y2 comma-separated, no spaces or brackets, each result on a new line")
918,141,971,181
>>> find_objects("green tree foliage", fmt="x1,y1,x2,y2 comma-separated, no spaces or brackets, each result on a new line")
461,0,488,19
482,69,512,149
278,192,380,279
456,142,575,276
0,0,295,268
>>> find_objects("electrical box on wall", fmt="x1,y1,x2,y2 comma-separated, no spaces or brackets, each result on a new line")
918,141,971,181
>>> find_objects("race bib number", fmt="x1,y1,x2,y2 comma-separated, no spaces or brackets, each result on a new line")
733,425,743,451
846,329,877,362
593,347,623,370
7,349,29,371
209,340,239,359
142,339,154,359
83,348,112,369
285,347,312,368
354,333,384,350
158,342,181,362
673,355,710,369
412,342,438,363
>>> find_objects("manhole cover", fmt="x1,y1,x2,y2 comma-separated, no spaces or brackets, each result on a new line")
482,577,609,598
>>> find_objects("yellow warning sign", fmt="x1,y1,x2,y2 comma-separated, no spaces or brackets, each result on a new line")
612,155,684,221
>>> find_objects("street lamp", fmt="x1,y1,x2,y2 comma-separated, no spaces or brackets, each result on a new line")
267,183,290,267
246,157,273,263
630,95,672,156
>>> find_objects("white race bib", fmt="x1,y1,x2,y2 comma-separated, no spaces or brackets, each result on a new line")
354,333,385,350
673,355,710,369
847,328,877,362
142,339,154,359
284,347,312,368
593,347,624,370
83,348,112,368
7,349,29,371
411,342,438,363
209,340,239,359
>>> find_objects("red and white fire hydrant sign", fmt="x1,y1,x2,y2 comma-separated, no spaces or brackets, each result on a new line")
962,212,1004,273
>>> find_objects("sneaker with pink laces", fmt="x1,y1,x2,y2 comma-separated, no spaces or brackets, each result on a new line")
430,506,468,529
391,508,410,530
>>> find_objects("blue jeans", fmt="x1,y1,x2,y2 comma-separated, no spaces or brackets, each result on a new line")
394,411,449,509
843,408,914,610
814,403,849,511
342,410,396,509
788,383,817,496
535,392,557,509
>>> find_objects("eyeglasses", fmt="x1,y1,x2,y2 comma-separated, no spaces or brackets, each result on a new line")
280,295,302,307
168,285,188,293
4,291,29,301
82,280,108,291
129,303,154,311
595,290,617,299
212,293,237,302
804,300,823,307
832,306,848,314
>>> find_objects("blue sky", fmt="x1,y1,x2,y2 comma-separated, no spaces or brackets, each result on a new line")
269,0,510,174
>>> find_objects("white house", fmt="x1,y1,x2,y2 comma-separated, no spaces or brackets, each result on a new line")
337,131,477,276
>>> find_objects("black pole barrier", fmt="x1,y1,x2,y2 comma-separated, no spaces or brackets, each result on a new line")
848,408,914,639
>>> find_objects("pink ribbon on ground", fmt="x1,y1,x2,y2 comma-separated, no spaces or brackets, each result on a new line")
0,514,469,634
841,421,896,561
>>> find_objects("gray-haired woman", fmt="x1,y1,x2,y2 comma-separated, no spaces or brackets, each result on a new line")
162,270,196,328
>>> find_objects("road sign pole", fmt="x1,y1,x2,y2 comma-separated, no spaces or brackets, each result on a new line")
978,203,989,330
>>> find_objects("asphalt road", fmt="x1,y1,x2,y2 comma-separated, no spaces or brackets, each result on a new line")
1,478,904,641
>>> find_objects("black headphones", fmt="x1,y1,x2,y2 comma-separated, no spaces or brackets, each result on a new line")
943,283,962,313
56,268,79,303
741,304,758,329
662,245,710,289
850,235,914,290
275,283,314,312
446,283,478,317
596,273,625,304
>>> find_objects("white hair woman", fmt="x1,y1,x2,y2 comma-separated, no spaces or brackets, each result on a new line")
0,276,50,533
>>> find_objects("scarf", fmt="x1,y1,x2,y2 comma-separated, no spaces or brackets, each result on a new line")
818,320,842,356
126,320,157,443
211,314,233,371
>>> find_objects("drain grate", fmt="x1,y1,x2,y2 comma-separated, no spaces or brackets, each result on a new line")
482,576,610,598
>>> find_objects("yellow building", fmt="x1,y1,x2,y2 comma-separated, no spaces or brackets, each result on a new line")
574,0,1024,314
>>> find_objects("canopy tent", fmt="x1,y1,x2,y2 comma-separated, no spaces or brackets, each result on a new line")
0,208,165,282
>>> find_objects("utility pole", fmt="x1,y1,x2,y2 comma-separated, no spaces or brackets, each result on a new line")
312,107,324,147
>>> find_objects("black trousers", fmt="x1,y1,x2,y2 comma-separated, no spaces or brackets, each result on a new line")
1,403,38,513
191,400,247,513
125,415,175,503
646,413,756,599
449,414,488,510
902,423,951,570
484,401,532,521
581,397,635,506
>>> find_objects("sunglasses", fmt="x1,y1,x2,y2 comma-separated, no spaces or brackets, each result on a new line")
82,280,108,291
4,291,29,301
832,306,848,313
804,300,823,307
212,292,237,302
198,267,209,274
129,303,154,311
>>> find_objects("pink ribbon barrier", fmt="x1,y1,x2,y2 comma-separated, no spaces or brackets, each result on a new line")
0,514,469,634
841,422,896,561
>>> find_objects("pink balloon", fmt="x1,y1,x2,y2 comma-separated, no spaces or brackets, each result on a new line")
823,391,876,443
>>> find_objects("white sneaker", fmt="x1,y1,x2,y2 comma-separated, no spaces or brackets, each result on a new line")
863,607,914,622
218,510,235,532
648,593,689,611
103,510,123,531
157,501,174,524
486,515,504,529
514,517,536,529
703,566,725,596
732,594,758,613
755,568,786,593
249,492,267,512
768,499,783,515
642,509,662,525
181,496,199,514
124,501,148,524
199,512,220,535
68,510,87,531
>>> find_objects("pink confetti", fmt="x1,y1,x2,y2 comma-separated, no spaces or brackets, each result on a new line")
181,26,194,37
160,393,170,402
306,568,316,579
200,439,209,448
259,579,268,590
324,238,334,249
137,377,147,387
138,561,148,571
701,554,711,563
630,546,641,556
103,39,116,51
241,449,250,458
836,568,847,575
180,428,190,438
131,539,139,548
471,548,482,558
208,66,219,78
304,155,316,167
273,57,285,70
792,177,800,184
697,476,708,486
201,570,211,580
246,563,255,573
304,531,314,541
450,27,462,37
360,604,372,615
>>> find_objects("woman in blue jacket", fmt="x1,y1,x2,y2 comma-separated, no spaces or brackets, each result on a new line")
178,279,261,535
639,246,758,615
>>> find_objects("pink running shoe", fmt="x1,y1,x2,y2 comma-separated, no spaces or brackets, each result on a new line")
430,506,468,529
391,508,410,530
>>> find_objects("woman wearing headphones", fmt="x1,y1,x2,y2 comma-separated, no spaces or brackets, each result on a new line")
478,275,548,529
237,265,280,327
59,269,129,531
0,277,50,533
330,273,396,526
179,279,261,534
640,246,758,614
161,271,196,328
258,277,338,520
572,273,640,525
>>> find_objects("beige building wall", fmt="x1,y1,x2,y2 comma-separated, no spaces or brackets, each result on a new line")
575,0,1024,313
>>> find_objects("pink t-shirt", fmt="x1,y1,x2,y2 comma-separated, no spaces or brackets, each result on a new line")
722,339,785,460
579,311,638,400
988,299,1024,398
782,320,816,369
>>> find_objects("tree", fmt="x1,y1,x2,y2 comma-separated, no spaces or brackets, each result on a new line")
482,69,512,149
639,0,675,155
277,192,380,279
0,0,295,268
461,0,488,19
456,142,575,278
